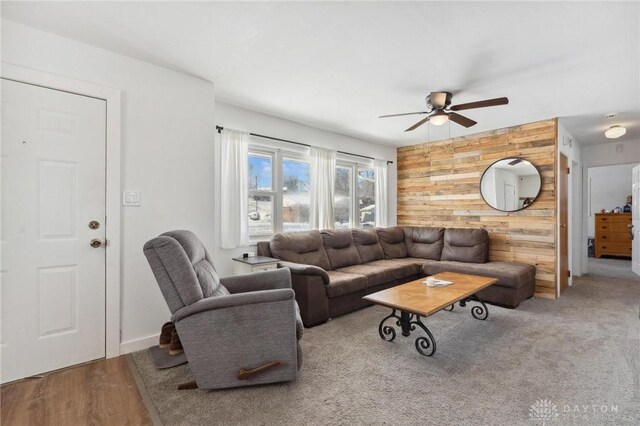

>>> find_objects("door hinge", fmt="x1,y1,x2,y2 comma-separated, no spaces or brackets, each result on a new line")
567,270,571,278
567,167,570,174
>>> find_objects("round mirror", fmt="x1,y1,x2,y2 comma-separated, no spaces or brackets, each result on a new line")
480,157,541,212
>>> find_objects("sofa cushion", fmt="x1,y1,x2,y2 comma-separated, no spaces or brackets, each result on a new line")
270,230,331,271
422,261,535,289
325,271,368,298
321,229,362,269
351,229,385,263
441,228,489,263
365,259,421,277
376,227,408,259
403,227,445,260
387,257,439,269
337,264,405,287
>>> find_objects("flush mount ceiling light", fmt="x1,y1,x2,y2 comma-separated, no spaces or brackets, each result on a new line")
429,111,450,126
605,125,626,139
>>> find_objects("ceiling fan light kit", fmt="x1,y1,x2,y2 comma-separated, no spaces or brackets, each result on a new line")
604,125,626,139
429,111,449,126
380,91,509,132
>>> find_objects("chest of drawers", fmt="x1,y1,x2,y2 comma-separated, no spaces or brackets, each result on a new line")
595,213,631,258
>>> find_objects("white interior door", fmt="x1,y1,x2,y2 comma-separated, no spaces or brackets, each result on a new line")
632,165,640,275
504,183,516,211
1,79,107,383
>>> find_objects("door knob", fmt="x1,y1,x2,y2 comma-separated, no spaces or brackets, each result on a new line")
90,239,103,248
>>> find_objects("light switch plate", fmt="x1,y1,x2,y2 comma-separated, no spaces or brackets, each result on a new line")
123,190,141,207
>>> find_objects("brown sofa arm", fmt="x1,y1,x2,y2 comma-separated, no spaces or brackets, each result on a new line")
278,261,329,285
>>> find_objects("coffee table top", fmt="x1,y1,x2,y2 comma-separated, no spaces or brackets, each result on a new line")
363,272,498,317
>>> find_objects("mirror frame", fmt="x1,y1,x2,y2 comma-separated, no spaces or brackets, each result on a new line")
479,156,542,212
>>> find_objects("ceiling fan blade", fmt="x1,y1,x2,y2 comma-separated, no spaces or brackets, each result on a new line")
450,97,509,111
508,158,522,166
379,111,429,118
449,112,477,128
404,116,431,132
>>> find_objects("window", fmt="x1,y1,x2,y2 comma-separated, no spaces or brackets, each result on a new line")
334,163,376,229
282,158,310,232
248,147,311,238
248,146,377,238
357,168,376,229
334,165,352,229
248,152,276,237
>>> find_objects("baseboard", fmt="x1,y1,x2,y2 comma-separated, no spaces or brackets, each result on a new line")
534,292,557,300
120,333,160,355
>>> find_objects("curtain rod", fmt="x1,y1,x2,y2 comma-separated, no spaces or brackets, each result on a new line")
216,125,393,164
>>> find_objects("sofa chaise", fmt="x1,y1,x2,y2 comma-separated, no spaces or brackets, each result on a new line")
257,226,536,327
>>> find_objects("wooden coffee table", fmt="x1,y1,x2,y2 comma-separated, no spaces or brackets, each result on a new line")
363,272,498,356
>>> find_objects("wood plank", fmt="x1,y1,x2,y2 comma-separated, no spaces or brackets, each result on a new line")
0,356,152,426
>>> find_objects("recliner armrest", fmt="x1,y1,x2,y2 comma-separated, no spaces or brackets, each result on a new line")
220,267,292,294
278,261,329,285
171,288,295,322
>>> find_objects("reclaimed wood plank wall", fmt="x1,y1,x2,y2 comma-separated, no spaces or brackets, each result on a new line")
397,119,558,298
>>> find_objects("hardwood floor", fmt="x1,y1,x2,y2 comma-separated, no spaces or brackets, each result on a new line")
1,356,152,426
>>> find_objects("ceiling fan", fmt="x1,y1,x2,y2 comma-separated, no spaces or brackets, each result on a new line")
380,92,509,132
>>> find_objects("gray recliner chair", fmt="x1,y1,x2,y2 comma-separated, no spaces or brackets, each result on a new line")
143,230,303,390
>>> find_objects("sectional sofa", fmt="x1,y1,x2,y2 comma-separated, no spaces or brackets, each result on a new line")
257,227,536,327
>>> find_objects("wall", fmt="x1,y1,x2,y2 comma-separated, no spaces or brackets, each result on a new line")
581,139,640,168
1,21,217,351
397,119,558,298
587,163,634,236
213,101,398,275
580,139,640,272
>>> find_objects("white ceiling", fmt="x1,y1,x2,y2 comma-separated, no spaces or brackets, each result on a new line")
3,1,639,147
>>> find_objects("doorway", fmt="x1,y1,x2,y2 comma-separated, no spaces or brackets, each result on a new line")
559,154,569,293
585,163,634,275
1,79,107,383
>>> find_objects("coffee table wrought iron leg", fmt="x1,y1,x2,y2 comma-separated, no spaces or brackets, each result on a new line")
378,309,401,342
399,311,415,337
409,316,436,356
444,304,454,311
459,294,489,320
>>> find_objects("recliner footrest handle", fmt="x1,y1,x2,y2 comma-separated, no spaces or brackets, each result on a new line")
237,361,282,380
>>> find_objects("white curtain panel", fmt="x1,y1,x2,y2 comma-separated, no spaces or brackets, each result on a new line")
310,147,336,230
220,129,250,249
374,159,388,227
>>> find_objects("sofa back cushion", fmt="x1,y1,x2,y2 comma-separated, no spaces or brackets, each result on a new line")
321,229,362,269
441,228,489,263
270,230,332,271
403,227,445,260
256,241,273,257
351,228,385,263
376,227,407,259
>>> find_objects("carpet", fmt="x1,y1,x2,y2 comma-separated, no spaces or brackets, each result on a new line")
130,258,640,425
